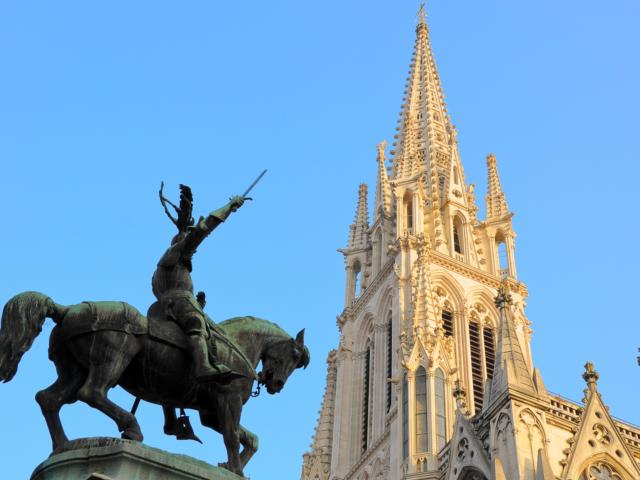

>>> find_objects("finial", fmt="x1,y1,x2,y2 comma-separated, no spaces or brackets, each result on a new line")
453,380,468,413
494,281,512,309
417,2,427,25
582,361,599,386
376,140,387,160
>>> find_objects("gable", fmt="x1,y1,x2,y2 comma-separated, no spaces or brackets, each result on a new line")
444,410,490,480
562,389,640,479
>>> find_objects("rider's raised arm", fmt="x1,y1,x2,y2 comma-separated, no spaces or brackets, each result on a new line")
182,195,245,254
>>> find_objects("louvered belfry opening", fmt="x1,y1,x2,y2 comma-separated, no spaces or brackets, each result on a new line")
469,321,484,413
484,326,495,381
362,347,371,453
402,374,409,461
442,309,454,337
386,318,393,412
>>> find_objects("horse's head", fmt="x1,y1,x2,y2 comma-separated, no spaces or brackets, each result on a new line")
258,329,310,394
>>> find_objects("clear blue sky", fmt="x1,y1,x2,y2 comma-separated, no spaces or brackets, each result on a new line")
1,1,639,478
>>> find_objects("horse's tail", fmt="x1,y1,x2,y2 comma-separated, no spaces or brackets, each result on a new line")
0,291,67,382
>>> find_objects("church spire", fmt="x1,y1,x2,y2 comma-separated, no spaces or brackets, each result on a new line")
348,184,369,249
486,282,536,405
374,141,392,217
485,153,510,221
390,3,453,182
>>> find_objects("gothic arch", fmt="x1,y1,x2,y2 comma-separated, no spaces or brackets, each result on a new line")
403,189,415,233
516,408,547,479
451,211,468,256
432,271,465,345
493,412,518,478
431,270,465,311
516,408,546,444
465,287,499,321
374,287,394,326
373,227,384,273
355,313,375,352
494,230,509,274
350,258,364,301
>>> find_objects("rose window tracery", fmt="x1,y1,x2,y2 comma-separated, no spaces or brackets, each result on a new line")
580,462,623,480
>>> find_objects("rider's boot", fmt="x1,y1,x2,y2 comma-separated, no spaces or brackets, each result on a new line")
187,333,234,383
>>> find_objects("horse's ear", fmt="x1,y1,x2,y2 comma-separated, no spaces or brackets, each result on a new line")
295,329,305,346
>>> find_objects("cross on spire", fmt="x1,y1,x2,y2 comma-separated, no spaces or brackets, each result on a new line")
417,2,427,24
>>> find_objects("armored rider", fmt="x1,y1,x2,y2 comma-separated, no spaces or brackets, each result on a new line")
151,188,246,382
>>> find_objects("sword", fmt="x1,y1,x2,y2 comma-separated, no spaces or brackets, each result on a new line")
242,169,267,198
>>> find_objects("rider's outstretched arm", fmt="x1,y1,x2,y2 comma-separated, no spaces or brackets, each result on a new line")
182,195,245,254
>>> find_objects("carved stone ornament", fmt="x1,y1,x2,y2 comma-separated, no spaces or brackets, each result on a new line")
494,283,512,308
456,437,469,462
592,423,611,446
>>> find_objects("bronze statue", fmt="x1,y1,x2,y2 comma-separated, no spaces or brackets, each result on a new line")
152,183,246,382
0,180,309,477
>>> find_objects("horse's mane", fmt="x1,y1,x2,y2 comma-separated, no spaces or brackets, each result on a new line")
219,316,290,340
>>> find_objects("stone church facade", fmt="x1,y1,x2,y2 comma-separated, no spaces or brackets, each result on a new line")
300,8,640,480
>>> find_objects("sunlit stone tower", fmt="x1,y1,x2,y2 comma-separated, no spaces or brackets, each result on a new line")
301,6,640,480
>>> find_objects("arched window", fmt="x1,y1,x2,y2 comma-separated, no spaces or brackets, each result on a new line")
376,230,384,272
415,366,428,452
404,191,414,233
361,346,371,453
495,232,508,277
386,314,393,412
468,312,496,414
453,166,459,185
453,216,464,255
352,261,362,302
442,308,454,338
402,373,409,461
434,368,447,451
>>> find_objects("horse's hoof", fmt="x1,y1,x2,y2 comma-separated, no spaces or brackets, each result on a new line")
121,429,143,442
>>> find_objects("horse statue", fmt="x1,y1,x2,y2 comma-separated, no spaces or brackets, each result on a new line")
0,291,309,477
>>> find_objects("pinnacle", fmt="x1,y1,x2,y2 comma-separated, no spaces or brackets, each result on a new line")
374,141,392,217
485,153,509,221
348,184,369,249
390,2,453,226
487,284,536,406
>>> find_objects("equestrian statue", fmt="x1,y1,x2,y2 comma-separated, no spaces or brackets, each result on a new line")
0,175,309,477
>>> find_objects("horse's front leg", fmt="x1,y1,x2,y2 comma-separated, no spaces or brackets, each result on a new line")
238,425,258,471
219,393,243,476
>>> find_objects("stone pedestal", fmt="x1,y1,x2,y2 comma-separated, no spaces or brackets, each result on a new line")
31,438,243,480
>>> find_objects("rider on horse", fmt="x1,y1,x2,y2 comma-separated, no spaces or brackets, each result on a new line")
152,184,246,382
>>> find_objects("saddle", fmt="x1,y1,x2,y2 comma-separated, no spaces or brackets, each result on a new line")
52,301,256,379
147,302,256,379
146,301,189,350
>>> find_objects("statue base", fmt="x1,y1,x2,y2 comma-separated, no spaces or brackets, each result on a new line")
31,437,244,480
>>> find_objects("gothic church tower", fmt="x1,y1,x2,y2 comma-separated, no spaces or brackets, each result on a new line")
301,7,640,480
